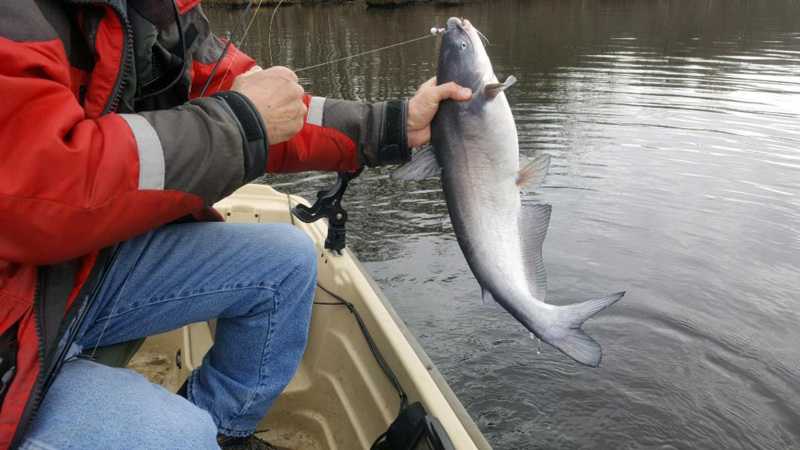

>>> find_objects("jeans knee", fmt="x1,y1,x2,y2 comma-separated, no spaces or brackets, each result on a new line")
165,398,219,448
25,361,220,449
277,224,318,279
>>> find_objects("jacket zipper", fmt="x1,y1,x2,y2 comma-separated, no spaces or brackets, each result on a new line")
105,7,133,115
8,268,49,449
64,0,133,115
8,246,121,449
9,3,132,447
30,267,47,412
41,248,122,392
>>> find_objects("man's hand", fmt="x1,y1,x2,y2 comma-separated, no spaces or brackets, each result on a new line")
231,66,306,145
407,77,472,148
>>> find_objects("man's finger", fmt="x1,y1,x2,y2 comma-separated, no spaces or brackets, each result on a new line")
427,82,472,103
266,66,299,82
239,65,263,78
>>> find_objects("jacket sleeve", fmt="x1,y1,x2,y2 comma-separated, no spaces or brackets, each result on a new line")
183,3,258,98
268,95,410,173
0,29,266,264
176,2,408,172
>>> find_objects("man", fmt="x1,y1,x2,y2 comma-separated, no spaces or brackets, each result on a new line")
0,0,471,449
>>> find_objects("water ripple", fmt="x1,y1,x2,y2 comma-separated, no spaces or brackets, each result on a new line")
206,1,800,448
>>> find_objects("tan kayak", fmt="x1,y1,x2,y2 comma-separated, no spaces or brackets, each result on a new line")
129,184,491,450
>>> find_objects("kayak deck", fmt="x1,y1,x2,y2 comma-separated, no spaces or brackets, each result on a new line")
129,184,490,449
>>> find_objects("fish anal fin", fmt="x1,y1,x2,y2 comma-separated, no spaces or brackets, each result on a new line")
391,146,441,181
519,203,551,302
485,75,517,99
481,289,501,308
517,154,551,192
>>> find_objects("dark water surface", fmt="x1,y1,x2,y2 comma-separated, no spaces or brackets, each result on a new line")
206,2,800,448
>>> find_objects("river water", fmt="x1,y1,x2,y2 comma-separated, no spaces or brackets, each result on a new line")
206,1,800,448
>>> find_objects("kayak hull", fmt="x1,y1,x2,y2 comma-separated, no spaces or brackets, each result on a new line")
130,184,490,450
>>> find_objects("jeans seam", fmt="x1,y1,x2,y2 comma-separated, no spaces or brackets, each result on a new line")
219,288,281,433
92,285,277,324
219,259,302,434
82,231,154,368
18,437,58,450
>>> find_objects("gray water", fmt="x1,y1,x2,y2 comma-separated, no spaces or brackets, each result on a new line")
206,2,800,448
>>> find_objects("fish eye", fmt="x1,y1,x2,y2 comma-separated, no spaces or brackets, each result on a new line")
461,41,467,50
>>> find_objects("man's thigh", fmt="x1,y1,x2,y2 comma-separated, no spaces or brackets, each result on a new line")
20,359,218,450
76,221,316,354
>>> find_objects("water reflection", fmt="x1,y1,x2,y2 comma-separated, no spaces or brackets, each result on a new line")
207,1,800,448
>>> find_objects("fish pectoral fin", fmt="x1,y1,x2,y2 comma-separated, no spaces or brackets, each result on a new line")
481,289,501,308
517,153,551,192
519,203,551,302
484,75,517,98
390,146,442,181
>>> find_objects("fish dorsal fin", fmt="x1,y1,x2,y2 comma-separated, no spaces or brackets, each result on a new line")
517,154,551,193
485,75,517,99
519,203,551,302
482,289,501,308
390,146,441,181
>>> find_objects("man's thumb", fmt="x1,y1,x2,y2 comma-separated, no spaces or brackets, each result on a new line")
432,82,472,102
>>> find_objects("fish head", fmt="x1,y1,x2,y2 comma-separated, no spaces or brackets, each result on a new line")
437,18,493,91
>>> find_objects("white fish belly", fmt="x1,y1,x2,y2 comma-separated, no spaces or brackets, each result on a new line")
441,95,533,302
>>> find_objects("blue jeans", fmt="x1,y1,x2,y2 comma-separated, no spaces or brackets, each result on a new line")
21,222,317,449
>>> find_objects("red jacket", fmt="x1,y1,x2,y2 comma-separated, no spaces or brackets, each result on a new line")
0,0,408,447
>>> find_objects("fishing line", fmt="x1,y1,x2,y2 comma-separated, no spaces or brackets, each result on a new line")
268,0,286,67
229,0,441,79
293,33,438,73
214,0,267,93
199,0,255,97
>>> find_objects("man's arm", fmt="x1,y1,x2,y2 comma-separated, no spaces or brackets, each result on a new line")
180,1,471,173
0,18,274,265
266,97,405,173
179,1,406,172
264,82,473,173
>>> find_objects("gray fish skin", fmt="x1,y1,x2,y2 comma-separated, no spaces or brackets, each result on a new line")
428,17,624,367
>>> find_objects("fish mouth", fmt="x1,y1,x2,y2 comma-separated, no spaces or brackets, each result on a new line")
445,17,472,33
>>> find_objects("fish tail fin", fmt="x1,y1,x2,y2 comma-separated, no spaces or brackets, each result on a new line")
537,292,625,367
